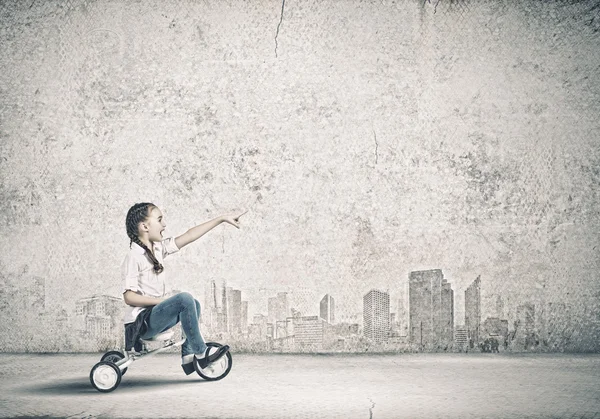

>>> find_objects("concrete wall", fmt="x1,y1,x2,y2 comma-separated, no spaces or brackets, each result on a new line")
1,0,599,352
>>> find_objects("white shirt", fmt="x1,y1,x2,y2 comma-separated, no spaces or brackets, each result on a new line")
121,237,180,324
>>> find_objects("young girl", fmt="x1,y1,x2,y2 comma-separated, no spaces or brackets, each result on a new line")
121,202,247,375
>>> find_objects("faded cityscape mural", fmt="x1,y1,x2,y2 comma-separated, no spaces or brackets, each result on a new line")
1,0,599,354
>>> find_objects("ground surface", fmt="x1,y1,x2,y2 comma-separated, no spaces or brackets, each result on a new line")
1,353,599,418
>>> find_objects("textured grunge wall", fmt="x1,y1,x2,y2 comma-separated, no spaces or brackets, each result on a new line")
0,0,599,352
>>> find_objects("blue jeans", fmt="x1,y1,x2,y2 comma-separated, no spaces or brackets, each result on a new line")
139,292,207,357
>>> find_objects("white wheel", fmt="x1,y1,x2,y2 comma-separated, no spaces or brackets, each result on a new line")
194,342,233,381
101,350,128,375
90,361,122,392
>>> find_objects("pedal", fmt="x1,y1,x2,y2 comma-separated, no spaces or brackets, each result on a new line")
126,350,142,359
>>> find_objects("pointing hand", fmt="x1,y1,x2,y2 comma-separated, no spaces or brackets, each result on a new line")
221,209,248,229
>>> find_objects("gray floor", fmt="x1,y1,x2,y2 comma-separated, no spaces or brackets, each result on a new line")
1,352,599,418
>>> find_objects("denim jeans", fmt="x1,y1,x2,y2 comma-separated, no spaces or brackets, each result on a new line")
139,292,207,357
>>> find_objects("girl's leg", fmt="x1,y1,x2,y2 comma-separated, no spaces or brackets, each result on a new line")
140,292,207,357
181,298,204,357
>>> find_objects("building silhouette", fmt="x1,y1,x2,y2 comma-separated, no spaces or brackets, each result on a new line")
454,325,468,351
545,301,573,350
465,276,481,348
221,286,228,333
482,317,509,342
441,279,454,347
268,292,289,325
27,276,46,311
203,280,220,333
397,297,408,336
201,284,247,337
409,269,454,351
225,287,242,336
515,303,536,350
74,295,121,339
249,313,268,341
338,312,362,326
363,289,390,343
293,315,325,350
217,311,227,334
275,319,288,339
291,308,302,318
320,294,335,324
241,301,248,334
483,294,504,319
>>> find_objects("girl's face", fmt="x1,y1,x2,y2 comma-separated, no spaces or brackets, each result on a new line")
142,207,166,242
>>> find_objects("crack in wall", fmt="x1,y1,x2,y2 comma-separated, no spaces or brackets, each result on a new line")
368,398,376,419
274,0,286,58
373,129,379,165
423,0,442,14
64,411,87,419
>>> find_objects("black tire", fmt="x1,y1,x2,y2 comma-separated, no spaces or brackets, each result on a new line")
194,342,233,381
101,350,128,375
90,361,122,393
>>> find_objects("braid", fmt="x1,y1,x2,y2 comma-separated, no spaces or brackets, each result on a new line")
125,202,164,274
132,236,164,274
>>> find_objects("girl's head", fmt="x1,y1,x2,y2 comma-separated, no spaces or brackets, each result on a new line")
125,202,166,274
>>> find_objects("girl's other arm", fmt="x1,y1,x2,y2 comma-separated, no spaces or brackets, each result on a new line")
123,290,163,307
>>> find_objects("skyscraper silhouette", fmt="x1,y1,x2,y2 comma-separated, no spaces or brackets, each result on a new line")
516,302,536,350
218,284,227,333
320,294,335,324
268,292,289,326
203,280,219,333
409,269,454,351
241,301,248,334
226,287,242,336
363,289,390,343
465,276,481,348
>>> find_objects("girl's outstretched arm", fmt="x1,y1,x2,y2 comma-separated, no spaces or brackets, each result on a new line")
175,210,247,249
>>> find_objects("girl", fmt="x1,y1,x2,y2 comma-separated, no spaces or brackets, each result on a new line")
121,202,247,375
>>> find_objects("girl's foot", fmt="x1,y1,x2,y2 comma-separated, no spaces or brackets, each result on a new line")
195,345,230,369
181,360,195,375
181,345,230,375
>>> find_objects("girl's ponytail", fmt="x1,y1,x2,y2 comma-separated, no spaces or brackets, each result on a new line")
125,202,164,274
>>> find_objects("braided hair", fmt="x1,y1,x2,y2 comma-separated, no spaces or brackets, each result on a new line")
125,202,164,274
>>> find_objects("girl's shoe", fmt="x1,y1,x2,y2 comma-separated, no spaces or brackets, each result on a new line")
181,361,195,375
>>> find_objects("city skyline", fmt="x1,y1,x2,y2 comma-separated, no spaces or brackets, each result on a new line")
6,268,590,329
74,272,592,353
188,270,561,330
1,266,597,353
